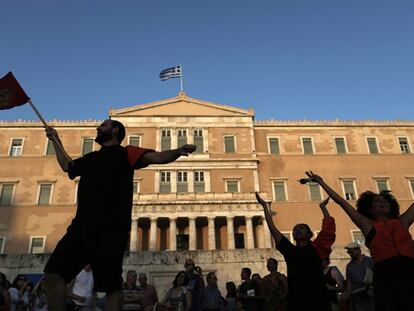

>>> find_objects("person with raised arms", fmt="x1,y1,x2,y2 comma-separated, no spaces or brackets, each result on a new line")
256,192,335,311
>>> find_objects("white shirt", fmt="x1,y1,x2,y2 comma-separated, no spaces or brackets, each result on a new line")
72,269,94,306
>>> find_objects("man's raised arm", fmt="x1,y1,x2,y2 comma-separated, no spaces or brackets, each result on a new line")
136,144,196,167
45,127,73,172
256,192,283,245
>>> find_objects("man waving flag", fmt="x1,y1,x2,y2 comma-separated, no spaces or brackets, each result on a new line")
0,72,30,110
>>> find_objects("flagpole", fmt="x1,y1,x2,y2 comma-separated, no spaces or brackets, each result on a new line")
28,99,72,163
180,64,184,92
28,99,49,128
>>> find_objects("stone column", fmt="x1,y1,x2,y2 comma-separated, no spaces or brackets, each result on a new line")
130,218,138,251
245,216,255,249
189,217,196,250
208,216,216,250
149,218,157,251
262,216,272,248
169,217,177,251
226,216,235,250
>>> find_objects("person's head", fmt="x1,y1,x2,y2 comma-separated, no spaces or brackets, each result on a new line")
293,223,313,242
206,272,218,287
126,270,137,286
240,267,251,281
12,274,27,289
138,273,147,287
266,258,278,272
173,271,189,288
225,281,237,298
84,263,92,272
25,282,34,292
251,273,261,284
0,272,7,287
345,242,362,260
356,190,399,219
195,266,203,276
95,119,125,145
184,258,195,274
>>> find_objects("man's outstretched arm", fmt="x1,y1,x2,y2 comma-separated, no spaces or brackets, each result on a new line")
45,127,73,172
256,192,283,245
136,144,196,167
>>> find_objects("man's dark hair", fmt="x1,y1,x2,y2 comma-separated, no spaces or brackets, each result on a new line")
111,120,126,143
293,223,314,240
206,272,216,281
356,190,400,219
267,257,278,266
242,267,252,277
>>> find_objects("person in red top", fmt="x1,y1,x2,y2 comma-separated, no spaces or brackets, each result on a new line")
306,170,414,311
44,119,196,311
256,192,336,311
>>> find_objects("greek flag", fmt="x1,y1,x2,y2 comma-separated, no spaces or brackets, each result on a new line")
159,66,181,81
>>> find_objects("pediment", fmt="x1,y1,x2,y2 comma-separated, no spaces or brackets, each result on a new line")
109,92,254,117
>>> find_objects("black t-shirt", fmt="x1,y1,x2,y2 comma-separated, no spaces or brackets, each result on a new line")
238,279,261,311
68,144,151,230
277,236,331,311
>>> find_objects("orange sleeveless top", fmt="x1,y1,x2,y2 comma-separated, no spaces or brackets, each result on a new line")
366,218,414,263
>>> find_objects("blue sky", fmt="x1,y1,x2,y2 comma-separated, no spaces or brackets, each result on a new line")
1,0,414,121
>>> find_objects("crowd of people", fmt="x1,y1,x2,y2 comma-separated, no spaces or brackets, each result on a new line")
0,244,377,311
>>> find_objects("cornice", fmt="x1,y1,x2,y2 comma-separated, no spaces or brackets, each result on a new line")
254,119,414,127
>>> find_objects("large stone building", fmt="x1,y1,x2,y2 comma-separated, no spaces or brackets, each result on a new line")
1,92,414,291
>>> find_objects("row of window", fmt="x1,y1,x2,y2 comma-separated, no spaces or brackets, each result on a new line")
267,136,412,155
2,176,414,207
0,170,207,206
0,236,45,254
6,133,413,157
271,178,414,202
6,129,207,157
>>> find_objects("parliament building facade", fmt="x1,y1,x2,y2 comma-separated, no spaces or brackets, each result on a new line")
1,92,414,256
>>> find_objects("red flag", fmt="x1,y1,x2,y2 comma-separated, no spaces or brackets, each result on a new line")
0,72,30,110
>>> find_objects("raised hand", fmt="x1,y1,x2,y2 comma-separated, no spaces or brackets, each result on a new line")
319,196,330,209
179,144,197,156
45,126,59,140
305,171,323,184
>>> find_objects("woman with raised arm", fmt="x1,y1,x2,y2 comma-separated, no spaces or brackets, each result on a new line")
306,170,414,311
256,192,336,311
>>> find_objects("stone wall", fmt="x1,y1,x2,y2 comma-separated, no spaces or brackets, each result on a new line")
0,247,354,297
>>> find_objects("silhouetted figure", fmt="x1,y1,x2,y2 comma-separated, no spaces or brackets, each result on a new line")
344,242,374,311
261,258,287,311
184,259,203,311
237,268,260,311
256,192,335,311
43,119,196,311
138,273,158,311
200,272,224,311
0,272,11,311
225,282,237,311
307,170,414,311
321,258,344,311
